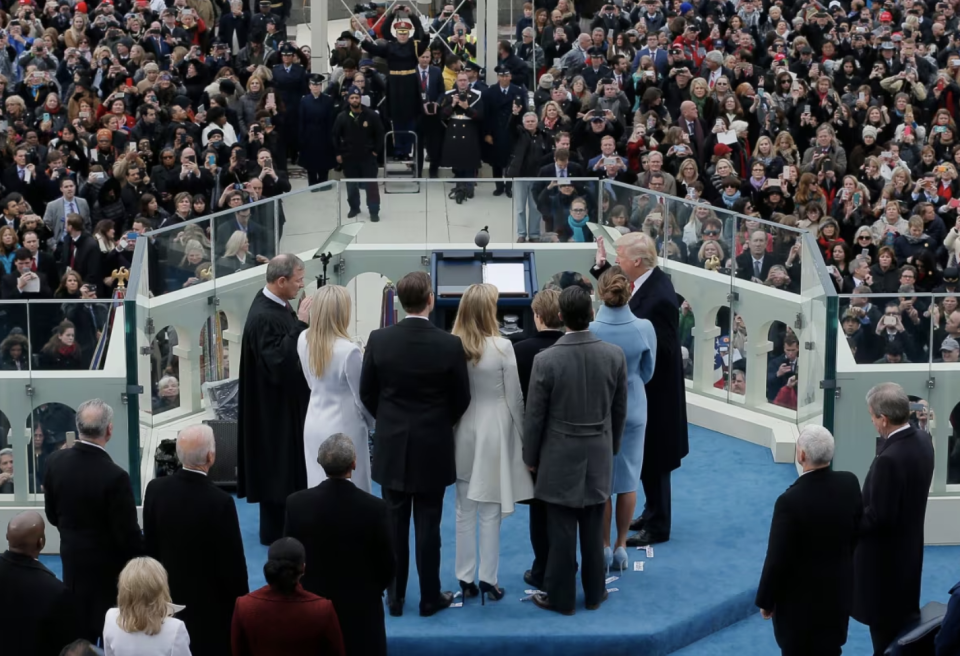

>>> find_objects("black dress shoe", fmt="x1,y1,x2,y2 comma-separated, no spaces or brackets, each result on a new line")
419,591,454,617
387,598,404,617
493,187,505,196
629,516,646,532
625,529,669,547
347,208,361,219
531,592,574,616
523,570,543,589
586,589,609,611
370,212,380,222
505,186,513,198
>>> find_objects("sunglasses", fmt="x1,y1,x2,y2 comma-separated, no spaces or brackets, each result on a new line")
703,229,720,236
858,235,872,240
571,207,587,212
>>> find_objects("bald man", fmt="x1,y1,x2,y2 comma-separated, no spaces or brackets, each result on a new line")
0,511,77,656
144,425,248,656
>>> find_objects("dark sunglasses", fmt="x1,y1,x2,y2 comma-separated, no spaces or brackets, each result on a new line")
858,235,872,240
703,229,720,236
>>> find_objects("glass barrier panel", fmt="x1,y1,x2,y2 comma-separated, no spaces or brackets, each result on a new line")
0,299,31,504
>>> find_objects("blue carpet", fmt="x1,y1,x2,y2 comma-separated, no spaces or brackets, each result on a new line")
672,545,960,655
42,425,806,656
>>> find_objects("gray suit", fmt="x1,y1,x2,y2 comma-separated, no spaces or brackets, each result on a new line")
43,197,91,250
522,330,627,613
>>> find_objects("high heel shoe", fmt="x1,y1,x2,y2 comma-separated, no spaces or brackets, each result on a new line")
478,581,505,605
603,546,613,574
612,546,628,573
459,580,479,599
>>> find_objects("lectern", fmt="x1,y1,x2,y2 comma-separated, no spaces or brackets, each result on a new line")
430,250,539,340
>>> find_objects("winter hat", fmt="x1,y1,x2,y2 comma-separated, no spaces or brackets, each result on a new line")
862,126,878,140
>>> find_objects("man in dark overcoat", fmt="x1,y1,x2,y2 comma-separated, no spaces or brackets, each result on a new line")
440,71,484,201
523,286,627,616
298,73,337,187
237,253,310,545
591,231,688,546
482,65,527,196
271,42,308,164
144,425,248,656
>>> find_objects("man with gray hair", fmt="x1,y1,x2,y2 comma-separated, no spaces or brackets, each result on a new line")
756,425,862,656
143,424,248,656
854,382,935,656
238,253,311,545
42,399,143,642
0,447,13,492
285,434,395,656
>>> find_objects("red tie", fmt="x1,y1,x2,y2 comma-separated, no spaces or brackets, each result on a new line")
630,280,636,292
31,257,37,272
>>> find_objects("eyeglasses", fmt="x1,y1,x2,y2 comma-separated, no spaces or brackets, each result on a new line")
571,207,587,212
703,229,720,236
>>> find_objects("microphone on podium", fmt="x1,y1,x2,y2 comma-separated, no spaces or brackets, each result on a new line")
475,226,490,265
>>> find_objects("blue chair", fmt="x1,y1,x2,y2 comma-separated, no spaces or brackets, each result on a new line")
884,601,949,656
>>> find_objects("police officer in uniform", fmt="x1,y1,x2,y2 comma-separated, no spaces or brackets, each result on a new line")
332,86,385,221
482,64,527,197
298,73,337,187
441,70,484,202
360,8,427,160
272,42,308,164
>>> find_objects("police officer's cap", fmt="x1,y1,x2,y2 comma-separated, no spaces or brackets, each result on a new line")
279,43,297,55
308,73,326,84
494,64,512,75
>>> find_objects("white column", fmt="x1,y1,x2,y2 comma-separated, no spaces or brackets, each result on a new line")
172,341,201,414
311,0,329,74
484,0,498,82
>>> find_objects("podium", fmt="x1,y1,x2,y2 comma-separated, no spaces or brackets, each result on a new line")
430,250,539,340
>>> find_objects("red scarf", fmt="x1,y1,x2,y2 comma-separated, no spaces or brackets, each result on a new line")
58,343,78,357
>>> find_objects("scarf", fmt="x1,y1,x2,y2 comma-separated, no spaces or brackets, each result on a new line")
58,343,78,357
721,189,741,208
691,93,707,116
750,176,766,190
567,213,591,242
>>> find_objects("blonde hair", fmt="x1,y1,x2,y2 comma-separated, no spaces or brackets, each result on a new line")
116,557,174,637
305,285,352,377
452,283,500,365
616,231,658,269
223,230,248,258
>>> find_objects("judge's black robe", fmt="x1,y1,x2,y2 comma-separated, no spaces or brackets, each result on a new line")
237,290,309,509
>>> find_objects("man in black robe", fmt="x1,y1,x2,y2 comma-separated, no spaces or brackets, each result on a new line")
237,253,311,546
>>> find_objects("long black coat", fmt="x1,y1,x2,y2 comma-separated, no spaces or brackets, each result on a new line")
514,329,564,402
42,442,143,642
853,425,935,627
237,290,309,503
297,92,337,174
591,263,689,474
482,83,527,168
271,64,308,146
0,550,78,656
143,469,249,656
755,468,863,654
360,14,427,123
284,478,395,656
440,88,484,171
360,317,471,493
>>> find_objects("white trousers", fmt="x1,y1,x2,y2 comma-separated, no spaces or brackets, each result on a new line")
455,480,502,585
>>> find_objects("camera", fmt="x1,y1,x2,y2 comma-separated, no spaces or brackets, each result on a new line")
458,91,468,101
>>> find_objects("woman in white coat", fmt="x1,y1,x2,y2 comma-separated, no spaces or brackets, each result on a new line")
297,285,374,491
452,283,534,604
103,557,191,656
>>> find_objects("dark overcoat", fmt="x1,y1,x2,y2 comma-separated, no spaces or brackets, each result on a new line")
297,92,337,174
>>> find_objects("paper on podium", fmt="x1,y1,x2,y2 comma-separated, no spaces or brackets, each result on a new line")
483,263,526,294
23,274,40,293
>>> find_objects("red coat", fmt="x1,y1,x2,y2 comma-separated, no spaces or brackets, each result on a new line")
231,585,345,656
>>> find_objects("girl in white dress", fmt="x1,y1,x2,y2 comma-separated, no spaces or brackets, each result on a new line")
452,283,534,604
297,285,374,491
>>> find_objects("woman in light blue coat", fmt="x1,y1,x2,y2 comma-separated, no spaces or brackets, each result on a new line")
589,265,656,573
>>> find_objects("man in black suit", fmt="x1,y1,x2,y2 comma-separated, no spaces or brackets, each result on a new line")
514,288,564,589
285,433,395,656
143,424,248,656
360,271,471,617
20,230,58,286
43,399,143,642
2,147,49,216
678,101,709,161
415,49,446,179
756,426,863,656
736,229,784,283
591,232,688,546
766,334,800,402
1,248,54,350
0,511,77,656
853,382,935,656
56,215,102,285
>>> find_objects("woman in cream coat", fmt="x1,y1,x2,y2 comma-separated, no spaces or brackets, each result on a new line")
297,285,374,491
452,283,534,604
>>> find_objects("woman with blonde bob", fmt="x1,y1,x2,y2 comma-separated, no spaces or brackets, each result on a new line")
451,283,533,605
297,284,373,490
103,557,191,656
